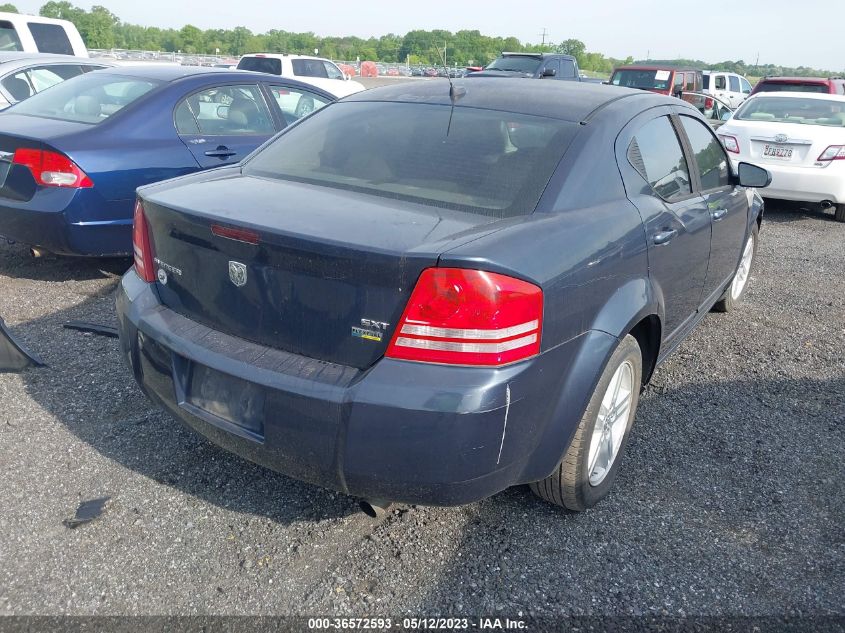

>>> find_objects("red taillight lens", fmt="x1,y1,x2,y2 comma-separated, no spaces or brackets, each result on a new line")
719,134,740,154
12,148,93,188
817,145,845,161
132,199,155,283
385,268,543,367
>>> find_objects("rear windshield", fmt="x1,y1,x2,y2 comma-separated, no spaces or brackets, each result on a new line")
611,69,672,91
237,57,282,75
735,96,845,126
755,81,828,94
244,101,575,217
485,56,542,74
9,72,158,124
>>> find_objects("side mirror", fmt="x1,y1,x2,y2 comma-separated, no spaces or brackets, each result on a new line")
542,67,557,77
737,162,771,188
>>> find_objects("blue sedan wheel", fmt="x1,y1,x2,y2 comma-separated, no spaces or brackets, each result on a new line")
530,335,642,511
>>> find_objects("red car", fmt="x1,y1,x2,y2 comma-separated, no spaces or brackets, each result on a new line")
610,65,705,111
750,76,845,96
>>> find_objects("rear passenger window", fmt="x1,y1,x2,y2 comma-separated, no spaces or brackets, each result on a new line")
292,59,329,78
27,22,73,55
715,75,726,90
679,115,730,191
729,76,740,92
559,59,577,79
174,85,274,136
685,73,695,91
627,116,692,202
0,21,22,52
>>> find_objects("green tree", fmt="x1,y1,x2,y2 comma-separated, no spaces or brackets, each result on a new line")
0,4,18,12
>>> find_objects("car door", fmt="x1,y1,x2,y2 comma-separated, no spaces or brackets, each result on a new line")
738,76,753,105
677,114,748,302
174,83,277,169
617,110,712,342
262,82,332,124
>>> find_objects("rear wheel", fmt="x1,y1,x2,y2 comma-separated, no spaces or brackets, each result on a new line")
835,204,845,223
713,223,758,312
530,335,642,511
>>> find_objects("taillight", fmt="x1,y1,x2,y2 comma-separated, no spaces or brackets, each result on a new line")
132,199,155,283
12,148,93,188
817,145,845,161
385,268,543,367
719,134,740,154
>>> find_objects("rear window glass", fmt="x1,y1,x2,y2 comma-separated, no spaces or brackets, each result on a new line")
735,96,845,126
10,73,158,124
756,82,828,94
27,22,73,55
485,56,542,74
244,101,575,217
611,69,671,91
702,75,710,90
238,57,282,75
0,21,22,52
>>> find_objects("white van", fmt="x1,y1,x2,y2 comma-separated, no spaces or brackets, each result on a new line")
0,12,88,57
237,54,364,98
703,71,752,109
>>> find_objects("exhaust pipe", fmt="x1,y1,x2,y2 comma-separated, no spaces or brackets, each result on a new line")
820,200,835,210
359,499,392,518
30,247,49,258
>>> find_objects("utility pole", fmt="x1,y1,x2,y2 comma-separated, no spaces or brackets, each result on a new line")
539,28,548,47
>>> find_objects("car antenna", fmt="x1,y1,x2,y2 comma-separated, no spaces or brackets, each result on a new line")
435,42,465,135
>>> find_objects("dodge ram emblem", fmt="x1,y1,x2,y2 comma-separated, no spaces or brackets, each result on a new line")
228,261,247,287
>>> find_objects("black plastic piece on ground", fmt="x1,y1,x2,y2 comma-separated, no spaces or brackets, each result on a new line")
0,316,45,372
63,321,120,339
63,497,112,529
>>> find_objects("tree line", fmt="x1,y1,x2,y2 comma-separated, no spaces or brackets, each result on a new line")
0,2,839,76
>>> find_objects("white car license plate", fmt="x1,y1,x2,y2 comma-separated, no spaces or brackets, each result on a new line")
763,144,793,159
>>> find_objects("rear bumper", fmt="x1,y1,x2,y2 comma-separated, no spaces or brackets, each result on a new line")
733,159,845,204
116,270,614,506
0,191,132,256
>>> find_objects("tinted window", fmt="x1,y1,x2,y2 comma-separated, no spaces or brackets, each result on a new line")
756,81,828,94
702,74,710,90
543,59,559,77
28,64,84,91
627,116,691,201
729,75,740,92
559,59,576,79
174,84,274,135
244,102,575,217
0,21,22,52
611,69,671,90
237,57,282,75
714,75,726,90
679,115,730,191
292,59,329,78
268,84,330,121
740,77,752,94
486,56,542,74
28,22,73,55
10,73,158,124
734,96,845,126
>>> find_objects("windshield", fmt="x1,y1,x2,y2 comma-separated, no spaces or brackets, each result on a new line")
9,72,158,124
485,56,542,74
735,96,845,126
244,101,575,217
755,81,828,94
611,69,672,90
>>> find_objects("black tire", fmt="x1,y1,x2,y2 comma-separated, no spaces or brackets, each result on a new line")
530,335,642,511
713,223,759,312
835,204,845,223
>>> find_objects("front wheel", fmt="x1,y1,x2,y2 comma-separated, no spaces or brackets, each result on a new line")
713,223,758,312
529,335,642,511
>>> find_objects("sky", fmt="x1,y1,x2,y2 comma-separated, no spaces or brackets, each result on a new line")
12,0,845,70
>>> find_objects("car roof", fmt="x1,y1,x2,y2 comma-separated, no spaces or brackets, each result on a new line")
499,51,575,59
747,92,845,102
758,77,841,83
343,78,667,122
91,65,269,82
0,52,96,65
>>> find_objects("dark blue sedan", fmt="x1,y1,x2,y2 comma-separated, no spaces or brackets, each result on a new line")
0,66,335,256
117,79,771,511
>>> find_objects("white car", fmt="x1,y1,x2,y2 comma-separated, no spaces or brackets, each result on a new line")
718,92,845,222
236,53,365,99
703,71,753,109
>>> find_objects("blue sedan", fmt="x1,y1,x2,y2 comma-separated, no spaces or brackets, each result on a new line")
0,66,335,256
117,79,771,511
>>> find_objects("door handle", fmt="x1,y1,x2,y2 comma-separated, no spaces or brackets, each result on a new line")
653,229,677,245
711,208,728,221
204,146,237,158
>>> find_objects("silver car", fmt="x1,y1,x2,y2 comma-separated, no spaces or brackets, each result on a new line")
0,52,109,109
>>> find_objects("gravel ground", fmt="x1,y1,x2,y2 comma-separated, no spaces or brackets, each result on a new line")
0,201,842,620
